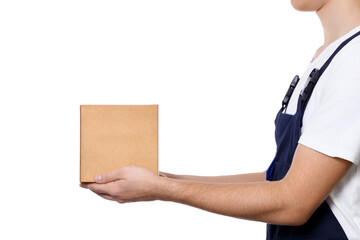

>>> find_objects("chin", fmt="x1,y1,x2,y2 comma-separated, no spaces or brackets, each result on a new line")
291,0,326,12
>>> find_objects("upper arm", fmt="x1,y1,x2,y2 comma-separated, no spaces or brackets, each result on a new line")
281,143,352,224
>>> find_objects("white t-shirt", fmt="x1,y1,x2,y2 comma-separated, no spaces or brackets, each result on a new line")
285,25,360,239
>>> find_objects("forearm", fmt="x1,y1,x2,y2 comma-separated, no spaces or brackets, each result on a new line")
164,171,266,184
153,178,303,226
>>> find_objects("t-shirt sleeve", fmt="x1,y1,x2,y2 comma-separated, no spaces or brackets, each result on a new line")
298,47,360,165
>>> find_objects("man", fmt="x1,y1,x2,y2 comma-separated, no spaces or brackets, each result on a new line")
80,0,360,239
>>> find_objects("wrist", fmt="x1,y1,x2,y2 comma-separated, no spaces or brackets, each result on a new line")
152,176,181,201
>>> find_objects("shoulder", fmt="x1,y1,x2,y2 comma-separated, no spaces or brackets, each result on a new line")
321,38,360,94
330,38,360,72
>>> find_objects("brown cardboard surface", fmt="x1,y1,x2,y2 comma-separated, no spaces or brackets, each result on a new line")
80,105,158,182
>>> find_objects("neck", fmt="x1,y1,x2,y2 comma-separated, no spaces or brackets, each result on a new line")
317,0,360,46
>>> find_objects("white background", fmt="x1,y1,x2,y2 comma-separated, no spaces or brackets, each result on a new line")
0,1,323,239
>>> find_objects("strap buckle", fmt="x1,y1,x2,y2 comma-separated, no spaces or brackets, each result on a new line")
282,75,300,108
301,68,321,101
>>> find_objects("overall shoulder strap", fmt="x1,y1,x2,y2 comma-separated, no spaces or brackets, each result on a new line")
301,30,360,101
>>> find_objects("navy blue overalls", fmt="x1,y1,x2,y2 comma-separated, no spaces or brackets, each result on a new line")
266,30,360,240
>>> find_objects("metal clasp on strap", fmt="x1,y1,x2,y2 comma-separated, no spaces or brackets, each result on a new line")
282,75,300,108
301,68,321,101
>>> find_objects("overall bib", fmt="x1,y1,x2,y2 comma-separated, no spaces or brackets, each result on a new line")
266,30,360,240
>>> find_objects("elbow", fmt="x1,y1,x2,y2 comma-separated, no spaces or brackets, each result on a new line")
284,207,312,226
265,200,313,226
280,199,316,226
271,207,311,226
274,180,316,226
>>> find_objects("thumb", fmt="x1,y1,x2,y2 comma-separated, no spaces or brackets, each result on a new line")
95,168,123,183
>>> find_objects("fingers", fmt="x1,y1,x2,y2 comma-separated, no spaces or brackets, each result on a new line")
95,193,127,204
95,168,125,184
91,188,127,204
80,182,113,195
94,192,115,201
81,183,126,203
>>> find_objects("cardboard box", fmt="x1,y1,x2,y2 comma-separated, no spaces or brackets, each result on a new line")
80,105,158,182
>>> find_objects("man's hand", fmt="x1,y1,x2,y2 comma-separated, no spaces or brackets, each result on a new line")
80,165,161,203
